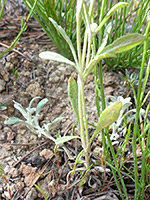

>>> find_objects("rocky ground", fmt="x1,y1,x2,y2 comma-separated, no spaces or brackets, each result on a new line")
0,1,150,200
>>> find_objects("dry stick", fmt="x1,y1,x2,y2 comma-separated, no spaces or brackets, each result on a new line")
0,42,26,57
23,158,53,198
13,139,50,167
0,41,33,49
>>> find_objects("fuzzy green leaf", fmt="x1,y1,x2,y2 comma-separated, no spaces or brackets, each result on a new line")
55,136,80,145
95,101,123,135
29,96,41,109
4,117,24,125
101,33,145,54
39,51,76,66
36,98,49,115
13,101,27,119
68,77,79,124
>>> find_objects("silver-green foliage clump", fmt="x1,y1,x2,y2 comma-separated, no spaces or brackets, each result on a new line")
4,97,79,145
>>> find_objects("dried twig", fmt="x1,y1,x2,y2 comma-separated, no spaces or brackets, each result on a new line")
13,139,50,167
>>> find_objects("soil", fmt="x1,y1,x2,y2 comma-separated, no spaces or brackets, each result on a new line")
0,1,150,200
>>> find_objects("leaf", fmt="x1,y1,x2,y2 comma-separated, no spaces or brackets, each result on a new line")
50,117,64,126
29,96,41,109
72,150,84,176
68,78,79,124
13,101,27,119
44,117,64,132
36,98,49,115
4,117,24,125
83,52,117,80
49,18,78,65
95,101,123,135
0,105,7,111
55,136,80,145
95,2,128,34
39,51,76,66
97,22,112,55
101,33,145,54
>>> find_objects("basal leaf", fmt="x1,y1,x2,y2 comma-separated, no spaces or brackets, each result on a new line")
29,96,41,109
13,101,27,119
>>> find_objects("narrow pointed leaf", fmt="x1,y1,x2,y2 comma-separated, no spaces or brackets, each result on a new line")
68,78,79,124
95,2,128,34
4,117,24,125
39,51,76,66
101,33,145,54
45,117,64,132
55,136,80,145
49,17,78,65
97,23,112,55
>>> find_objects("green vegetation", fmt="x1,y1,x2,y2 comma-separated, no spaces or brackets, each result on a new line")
1,0,150,199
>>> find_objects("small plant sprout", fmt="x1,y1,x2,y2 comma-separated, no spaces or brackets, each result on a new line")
39,0,145,169
4,97,79,146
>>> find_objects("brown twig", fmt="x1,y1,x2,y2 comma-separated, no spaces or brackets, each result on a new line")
13,139,50,167
0,41,27,57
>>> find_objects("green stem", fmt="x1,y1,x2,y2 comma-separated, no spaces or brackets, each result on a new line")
133,19,150,200
106,131,128,199
0,0,5,20
76,1,89,168
0,0,38,58
99,62,106,110
78,76,89,168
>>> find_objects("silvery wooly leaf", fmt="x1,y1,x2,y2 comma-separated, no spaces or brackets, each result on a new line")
29,96,41,109
55,136,80,145
39,51,76,67
13,100,28,119
36,98,49,115
4,117,24,125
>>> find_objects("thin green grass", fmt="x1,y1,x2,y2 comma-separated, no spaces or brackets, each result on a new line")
104,0,150,70
0,0,38,58
22,0,76,59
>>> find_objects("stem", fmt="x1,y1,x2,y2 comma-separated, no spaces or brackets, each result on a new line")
99,62,106,110
106,131,128,200
76,1,89,168
133,20,150,200
78,76,89,168
0,0,38,58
